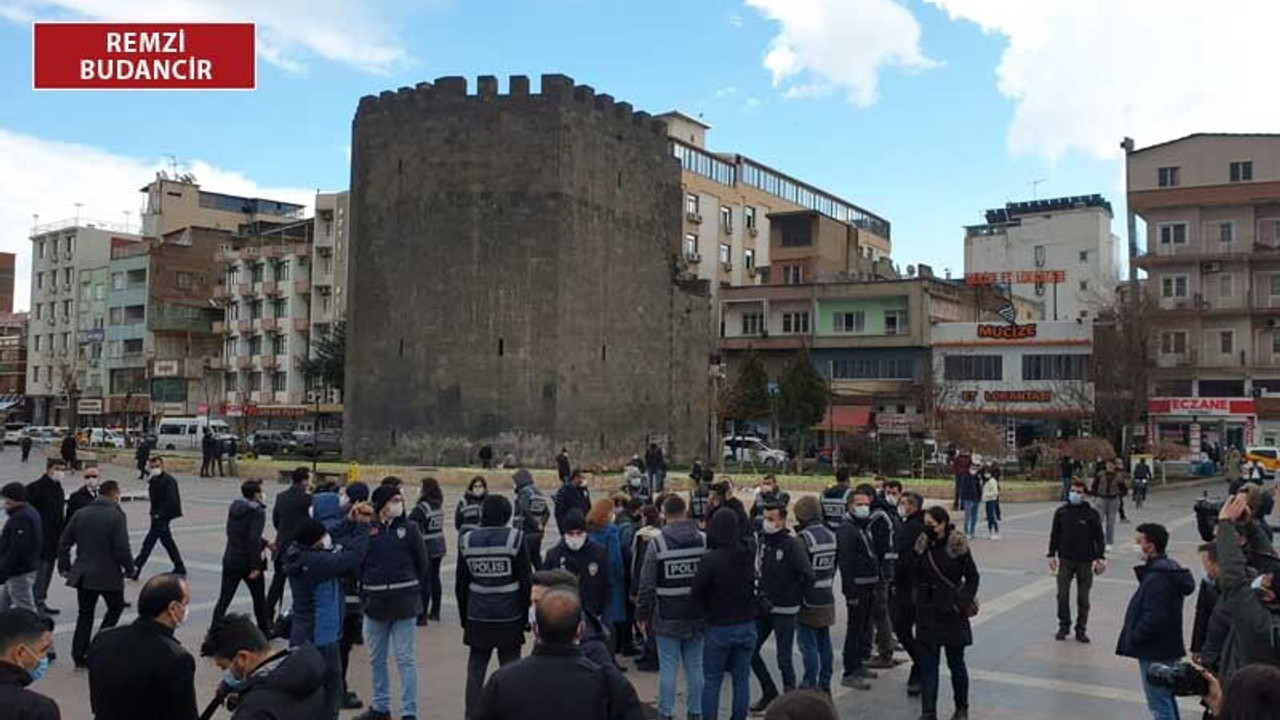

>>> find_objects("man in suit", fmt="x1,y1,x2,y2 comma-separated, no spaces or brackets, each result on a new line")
266,467,312,619
26,459,67,617
57,480,133,667
133,457,186,576
65,466,101,522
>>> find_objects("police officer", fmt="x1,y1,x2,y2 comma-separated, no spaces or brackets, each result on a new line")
543,509,609,622
457,476,488,540
866,483,901,669
822,467,854,531
512,470,550,568
837,484,880,690
458,494,531,720
750,475,791,523
794,496,838,694
408,478,447,626
621,466,651,506
689,474,712,527
749,502,815,713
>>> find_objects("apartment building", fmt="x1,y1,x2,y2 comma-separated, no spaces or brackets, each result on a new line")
0,253,15,313
964,195,1120,322
1129,133,1280,451
718,276,1032,447
0,312,28,420
27,221,141,426
213,219,315,423
310,191,349,410
660,112,891,295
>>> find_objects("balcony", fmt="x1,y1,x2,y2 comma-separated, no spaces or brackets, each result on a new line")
212,321,226,334
313,271,334,287
260,245,280,258
293,279,310,295
236,356,252,370
208,356,224,370
212,285,230,301
250,390,267,403
235,284,253,298
236,319,252,333
292,317,309,332
1155,350,1198,369
257,355,278,370
261,281,279,296
259,317,279,333
214,249,239,263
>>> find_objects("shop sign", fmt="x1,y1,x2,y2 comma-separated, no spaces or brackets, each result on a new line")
77,398,103,414
1148,398,1256,416
977,323,1038,340
985,390,1051,403
1190,423,1202,459
966,270,1066,286
152,360,180,377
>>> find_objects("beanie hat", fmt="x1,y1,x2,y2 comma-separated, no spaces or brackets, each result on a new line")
513,468,534,489
1,482,25,502
345,482,370,504
793,495,821,524
295,518,327,549
371,485,400,513
481,494,513,527
561,508,586,534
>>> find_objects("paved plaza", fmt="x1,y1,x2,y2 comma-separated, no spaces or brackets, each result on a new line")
8,450,1217,719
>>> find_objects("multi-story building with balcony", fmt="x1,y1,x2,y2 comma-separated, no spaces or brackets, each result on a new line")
660,112,892,296
27,221,140,425
214,219,315,425
309,191,350,413
1129,133,1280,451
0,312,28,420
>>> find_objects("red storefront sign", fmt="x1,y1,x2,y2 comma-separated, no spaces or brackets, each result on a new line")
966,271,1066,286
976,323,1038,340
1147,398,1256,416
33,23,255,90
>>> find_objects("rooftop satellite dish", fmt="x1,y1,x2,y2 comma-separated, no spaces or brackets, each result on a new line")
907,264,917,278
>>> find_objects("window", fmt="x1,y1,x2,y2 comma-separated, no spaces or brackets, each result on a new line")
943,355,1002,381
1022,354,1089,381
276,261,290,281
62,300,71,318
66,235,75,256
36,241,44,260
250,300,263,320
250,372,263,391
745,206,757,230
111,272,124,291
831,359,917,380
1220,273,1233,298
108,307,122,325
1158,166,1181,187
1220,222,1235,244
833,311,866,333
228,302,240,321
683,234,698,259
744,249,755,270
1271,274,1280,297
63,268,72,286
781,265,803,285
779,217,812,247
1161,275,1189,298
36,272,43,290
1161,332,1188,354
1230,161,1253,183
123,338,142,355
1159,223,1188,245
720,206,733,234
33,336,41,352
251,263,264,283
249,335,263,356
1033,245,1046,266
685,194,699,216
176,271,194,290
1079,280,1089,291
273,298,288,319
1273,332,1280,354
781,311,810,334
48,274,56,292
741,312,763,335
271,334,287,355
1078,250,1088,263
718,243,731,265
1220,331,1235,354
884,309,908,335
272,372,287,392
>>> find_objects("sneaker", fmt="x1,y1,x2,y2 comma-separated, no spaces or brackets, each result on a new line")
352,711,391,720
855,668,878,679
1076,630,1091,644
1055,629,1068,641
866,656,896,669
749,696,776,715
840,675,872,691
991,532,1001,541
342,692,363,710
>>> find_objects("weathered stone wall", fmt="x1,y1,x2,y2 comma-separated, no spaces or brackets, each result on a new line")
345,74,712,467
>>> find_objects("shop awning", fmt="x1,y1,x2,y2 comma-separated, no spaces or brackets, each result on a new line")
814,406,871,430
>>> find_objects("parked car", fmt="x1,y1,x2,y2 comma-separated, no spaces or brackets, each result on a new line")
84,427,126,449
4,423,27,444
723,435,788,467
296,430,342,457
155,417,233,450
23,426,65,446
248,430,297,456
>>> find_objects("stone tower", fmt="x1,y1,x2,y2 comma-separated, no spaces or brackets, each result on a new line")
345,74,712,466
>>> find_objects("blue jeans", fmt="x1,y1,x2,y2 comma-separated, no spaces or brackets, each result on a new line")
649,470,667,495
656,633,704,718
985,500,1001,533
963,500,980,536
750,613,796,698
796,623,833,692
364,616,418,716
702,623,756,720
920,643,969,715
1139,659,1181,720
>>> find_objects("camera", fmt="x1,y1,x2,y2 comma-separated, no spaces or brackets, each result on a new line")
1145,661,1209,697
1194,496,1225,542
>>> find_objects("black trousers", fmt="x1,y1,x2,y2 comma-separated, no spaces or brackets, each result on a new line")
465,645,520,719
339,610,362,691
318,641,342,720
134,519,185,574
841,586,875,677
420,556,443,618
893,599,922,683
266,554,289,617
212,565,270,633
72,588,125,663
524,533,543,570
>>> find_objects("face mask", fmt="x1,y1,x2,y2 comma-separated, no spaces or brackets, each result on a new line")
85,477,99,490
761,487,775,497
149,467,162,477
565,535,586,551
223,667,247,690
1068,492,1082,505
50,470,65,483
1251,574,1270,593
321,535,333,550
1133,544,1147,560
340,496,351,510
388,501,405,518
27,655,49,684
852,505,871,520
469,487,486,498
885,495,899,507
762,520,783,535
528,605,538,627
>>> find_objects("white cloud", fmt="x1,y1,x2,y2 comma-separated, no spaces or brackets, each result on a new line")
925,0,1280,160
715,86,738,98
746,0,936,107
1,0,415,73
728,12,744,27
0,128,314,311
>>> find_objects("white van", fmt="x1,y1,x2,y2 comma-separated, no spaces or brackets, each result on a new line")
155,417,233,450
84,428,126,449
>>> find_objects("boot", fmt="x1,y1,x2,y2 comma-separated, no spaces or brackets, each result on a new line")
1054,628,1068,641
950,707,969,720
866,656,896,669
1075,630,1091,644
342,691,363,710
352,710,391,720
749,694,777,715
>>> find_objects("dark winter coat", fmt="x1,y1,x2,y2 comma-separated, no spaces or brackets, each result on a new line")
408,499,447,559
692,510,757,626
86,618,198,720
360,517,428,621
226,646,326,720
911,526,979,648
1190,577,1220,655
552,483,591,533
545,538,610,621
65,485,96,522
956,473,982,503
895,510,926,595
0,661,60,720
271,485,311,551
56,496,132,592
556,453,572,482
147,472,182,522
837,515,881,597
0,505,41,580
1048,502,1106,564
285,520,368,647
1215,521,1280,676
1115,554,1195,660
756,528,814,612
26,475,63,562
472,642,645,720
223,498,268,574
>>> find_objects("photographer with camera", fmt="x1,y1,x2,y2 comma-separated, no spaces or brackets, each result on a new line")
1194,662,1280,720
1212,495,1280,679
1116,523,1195,720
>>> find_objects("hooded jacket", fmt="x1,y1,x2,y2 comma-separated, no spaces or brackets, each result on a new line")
1115,554,1196,660
512,470,550,537
223,497,268,573
227,646,326,720
692,509,756,626
284,520,369,647
312,491,361,618
553,482,591,534
1214,521,1280,676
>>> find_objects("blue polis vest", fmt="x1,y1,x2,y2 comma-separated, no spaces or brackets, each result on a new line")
460,526,523,623
821,486,852,530
799,524,838,609
653,529,707,621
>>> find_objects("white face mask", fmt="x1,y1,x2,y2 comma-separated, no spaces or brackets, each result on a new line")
565,535,586,551
387,501,405,519
1133,544,1147,560
149,467,162,477
50,470,65,483
885,495,899,507
85,477,99,491
762,520,783,535
321,535,333,550
852,505,871,520
528,605,538,627
469,487,486,498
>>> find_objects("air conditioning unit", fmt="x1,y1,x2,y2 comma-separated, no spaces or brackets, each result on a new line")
721,262,733,272
687,253,702,264
1204,262,1222,273
748,227,759,238
685,212,703,224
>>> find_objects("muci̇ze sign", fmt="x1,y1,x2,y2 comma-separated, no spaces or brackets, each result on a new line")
1147,398,1256,416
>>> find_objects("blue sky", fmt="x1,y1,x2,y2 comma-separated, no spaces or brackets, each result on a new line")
2,0,1276,309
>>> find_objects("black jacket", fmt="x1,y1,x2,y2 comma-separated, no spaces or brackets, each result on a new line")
756,528,814,613
1048,502,1105,563
57,496,133,592
227,646,326,720
544,538,609,620
895,510,927,594
147,472,182,522
360,518,429,621
692,510,757,626
0,505,41,580
473,642,644,720
65,486,96,522
26,476,63,562
224,498,268,573
87,618,198,720
0,661,60,720
1190,577,1220,655
272,485,312,551
552,484,591,533
911,526,979,648
837,516,880,597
